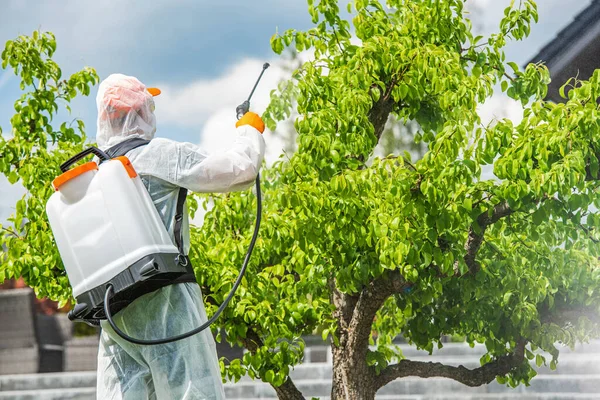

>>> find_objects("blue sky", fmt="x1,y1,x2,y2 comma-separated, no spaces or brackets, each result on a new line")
0,0,593,222
0,0,311,143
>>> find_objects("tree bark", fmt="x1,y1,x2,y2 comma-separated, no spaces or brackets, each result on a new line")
331,341,378,400
368,95,395,141
329,270,411,399
329,278,378,400
375,340,527,389
272,379,307,400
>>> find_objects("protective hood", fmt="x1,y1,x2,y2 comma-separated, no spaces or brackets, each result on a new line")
96,74,160,149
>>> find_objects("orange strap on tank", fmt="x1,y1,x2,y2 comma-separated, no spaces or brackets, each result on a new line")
114,156,137,178
52,162,98,191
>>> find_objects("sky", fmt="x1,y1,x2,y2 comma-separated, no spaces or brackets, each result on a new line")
0,0,593,223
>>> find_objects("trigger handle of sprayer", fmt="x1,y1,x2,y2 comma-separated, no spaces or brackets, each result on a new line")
236,100,250,120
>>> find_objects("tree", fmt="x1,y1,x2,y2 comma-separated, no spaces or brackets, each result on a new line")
2,1,600,399
0,32,98,304
198,0,600,398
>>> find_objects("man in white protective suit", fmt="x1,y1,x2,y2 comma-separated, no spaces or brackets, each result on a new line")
94,73,265,399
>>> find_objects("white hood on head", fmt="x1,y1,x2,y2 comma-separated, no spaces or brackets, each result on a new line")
96,73,158,149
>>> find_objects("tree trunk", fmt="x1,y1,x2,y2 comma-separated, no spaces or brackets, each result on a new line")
331,339,378,400
328,91,396,400
329,279,378,400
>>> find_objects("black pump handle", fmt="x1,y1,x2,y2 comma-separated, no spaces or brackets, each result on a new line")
60,147,110,173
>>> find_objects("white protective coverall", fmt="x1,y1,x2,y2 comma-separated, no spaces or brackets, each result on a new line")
94,74,265,399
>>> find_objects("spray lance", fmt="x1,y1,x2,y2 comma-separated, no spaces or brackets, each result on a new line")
237,62,270,119
101,64,270,345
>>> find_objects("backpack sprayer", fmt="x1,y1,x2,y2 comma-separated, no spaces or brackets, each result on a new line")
46,63,269,345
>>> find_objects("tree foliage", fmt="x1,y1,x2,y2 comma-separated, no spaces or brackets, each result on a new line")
2,1,600,398
199,0,600,397
0,32,98,304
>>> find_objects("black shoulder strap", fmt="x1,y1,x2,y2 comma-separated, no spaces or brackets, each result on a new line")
173,187,188,257
105,137,189,258
105,137,151,159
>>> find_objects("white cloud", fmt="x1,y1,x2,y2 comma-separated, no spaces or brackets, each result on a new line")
154,58,287,127
468,0,490,5
477,93,524,127
198,108,288,166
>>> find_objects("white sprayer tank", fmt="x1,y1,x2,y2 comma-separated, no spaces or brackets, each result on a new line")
46,157,177,298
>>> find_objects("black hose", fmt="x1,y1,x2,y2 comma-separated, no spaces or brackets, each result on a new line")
103,175,262,345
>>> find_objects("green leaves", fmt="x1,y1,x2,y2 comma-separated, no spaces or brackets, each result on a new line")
0,31,98,303
257,0,600,390
270,34,284,55
559,77,573,99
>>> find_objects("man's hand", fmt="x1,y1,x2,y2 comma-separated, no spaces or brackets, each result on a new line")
236,111,265,134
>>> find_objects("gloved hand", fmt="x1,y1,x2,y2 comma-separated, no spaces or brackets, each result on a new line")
236,111,265,134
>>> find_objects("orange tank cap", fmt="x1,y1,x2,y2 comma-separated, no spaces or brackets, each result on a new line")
114,156,137,178
52,161,98,191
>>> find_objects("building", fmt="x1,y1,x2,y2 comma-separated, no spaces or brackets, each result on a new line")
528,0,600,102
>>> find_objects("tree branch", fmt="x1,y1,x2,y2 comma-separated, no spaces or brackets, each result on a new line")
240,328,306,400
368,94,395,142
1,226,21,239
460,56,516,83
375,339,526,389
383,154,418,172
345,270,410,364
557,200,600,244
331,27,345,55
462,184,600,276
464,201,513,274
367,61,413,142
328,276,359,347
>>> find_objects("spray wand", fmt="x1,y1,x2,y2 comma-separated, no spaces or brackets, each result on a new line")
236,62,270,119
